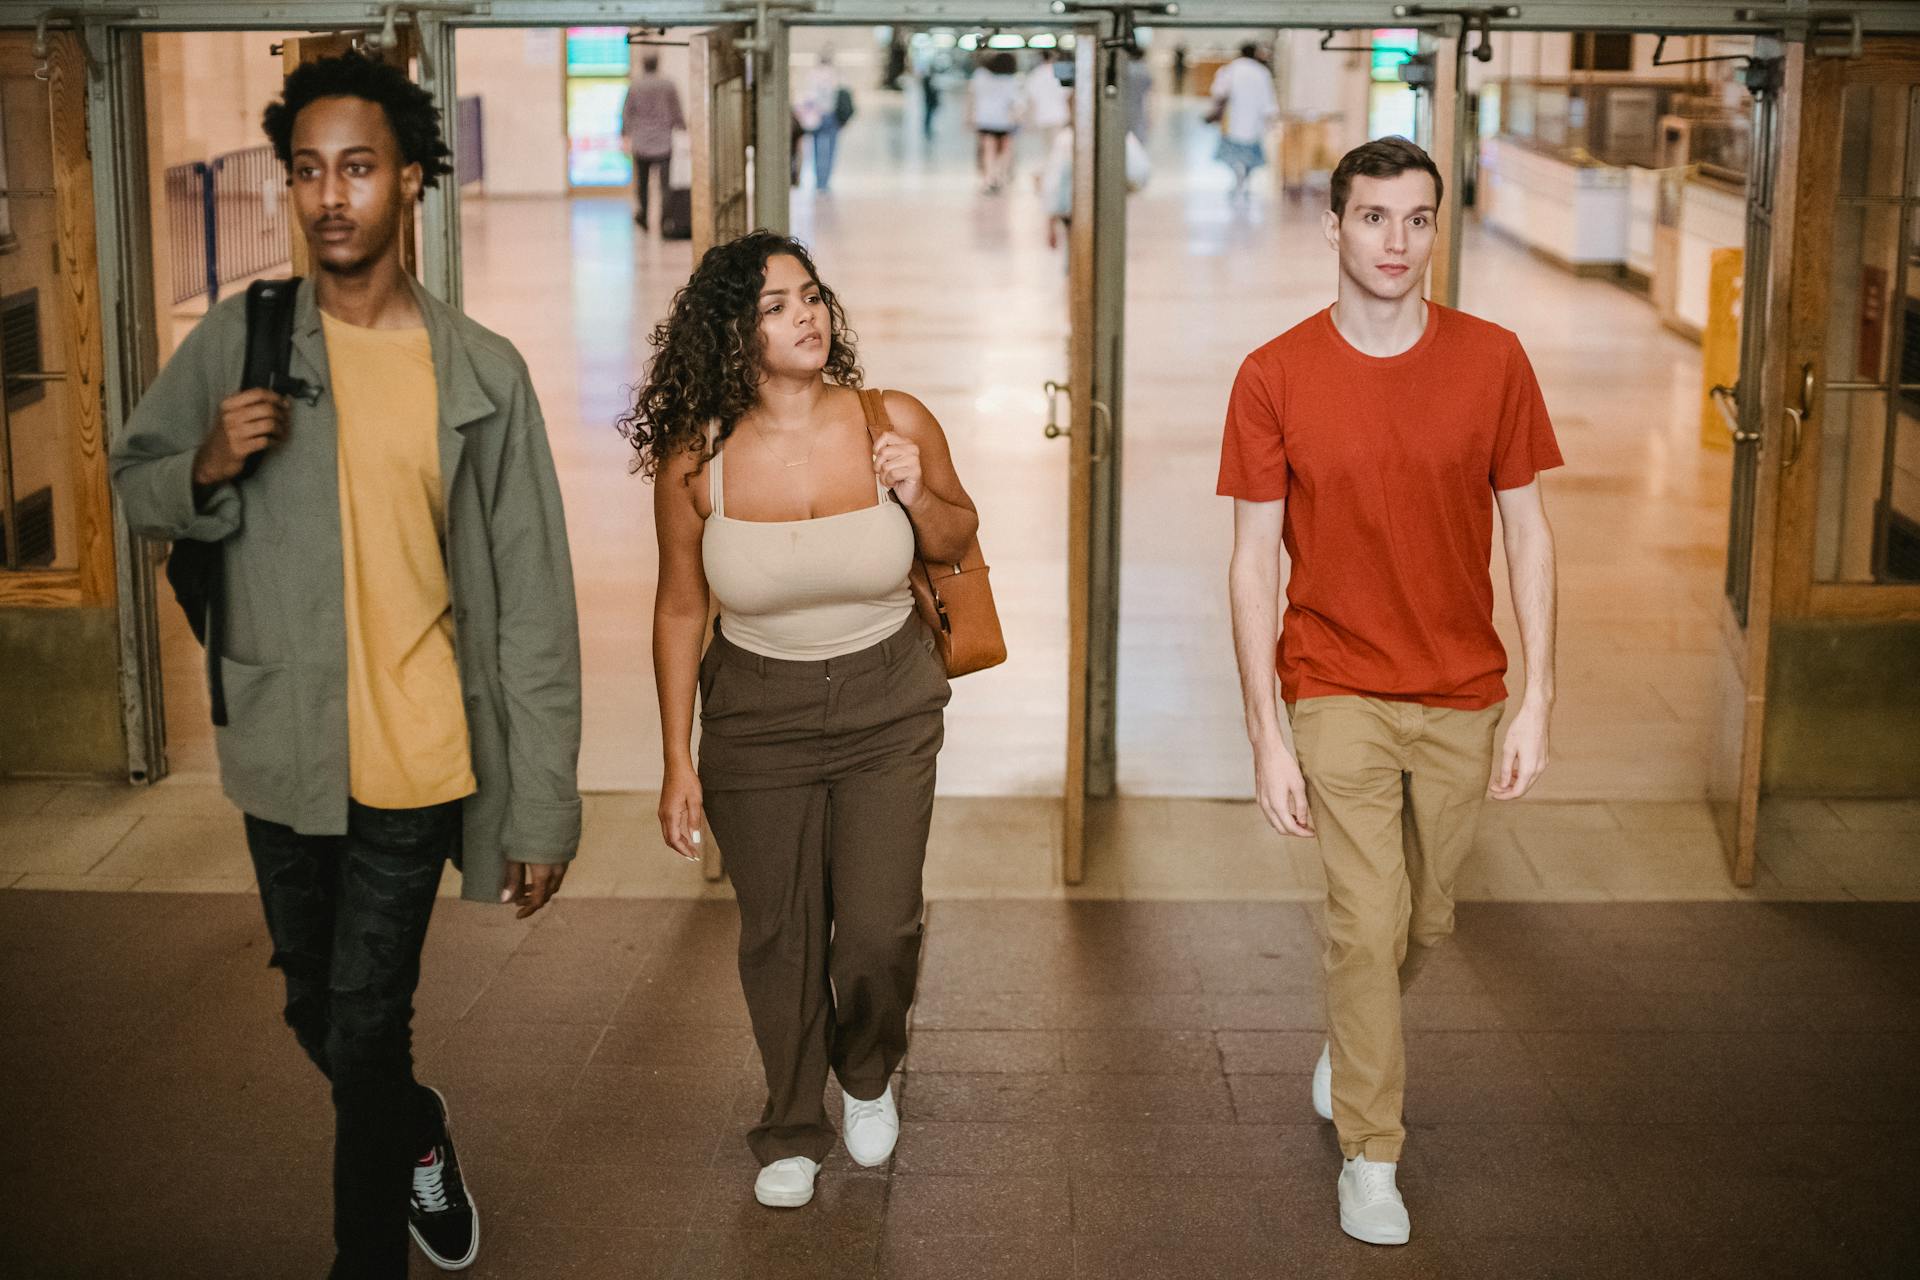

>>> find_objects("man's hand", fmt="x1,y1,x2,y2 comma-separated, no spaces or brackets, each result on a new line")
192,388,289,487
501,860,568,919
1253,734,1315,838
1489,700,1551,800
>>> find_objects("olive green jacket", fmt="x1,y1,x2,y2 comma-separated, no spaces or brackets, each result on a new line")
110,278,581,901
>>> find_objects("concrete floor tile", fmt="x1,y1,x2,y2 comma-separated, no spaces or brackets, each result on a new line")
9,887,1919,1275
1059,1028,1218,1074
128,875,254,893
0,782,60,819
889,1121,1073,1178
90,815,251,881
875,1232,1072,1280
1824,798,1920,833
886,1174,1070,1237
906,1029,1063,1074
9,872,140,891
0,814,141,876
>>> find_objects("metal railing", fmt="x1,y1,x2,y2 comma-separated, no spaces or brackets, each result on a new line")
210,145,292,293
163,160,213,306
165,150,279,307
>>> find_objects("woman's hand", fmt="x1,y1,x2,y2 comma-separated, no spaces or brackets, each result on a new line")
658,765,707,862
873,430,924,507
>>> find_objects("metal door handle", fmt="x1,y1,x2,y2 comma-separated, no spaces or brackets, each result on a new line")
1711,382,1762,445
1043,379,1067,440
1782,361,1815,467
1089,399,1113,463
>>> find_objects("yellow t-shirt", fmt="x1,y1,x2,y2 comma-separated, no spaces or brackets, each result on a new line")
323,312,477,809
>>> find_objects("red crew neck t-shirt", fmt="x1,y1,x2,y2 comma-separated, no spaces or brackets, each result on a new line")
1217,301,1563,710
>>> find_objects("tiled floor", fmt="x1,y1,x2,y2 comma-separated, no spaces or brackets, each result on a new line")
5,778,1919,902
3,893,1915,1278
155,90,1730,805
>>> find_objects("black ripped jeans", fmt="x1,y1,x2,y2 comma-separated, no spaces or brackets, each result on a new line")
244,799,460,1279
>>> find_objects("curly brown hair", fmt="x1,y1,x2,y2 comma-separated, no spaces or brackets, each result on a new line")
618,231,862,479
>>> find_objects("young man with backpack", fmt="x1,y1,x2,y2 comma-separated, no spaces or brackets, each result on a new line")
1220,137,1562,1246
110,52,581,1276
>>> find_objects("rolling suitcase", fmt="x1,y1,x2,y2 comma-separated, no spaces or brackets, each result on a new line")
660,185,692,241
660,131,693,241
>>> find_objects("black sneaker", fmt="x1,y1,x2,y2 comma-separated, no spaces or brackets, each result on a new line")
408,1086,479,1270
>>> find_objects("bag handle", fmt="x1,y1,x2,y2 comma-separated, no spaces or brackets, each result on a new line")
859,387,951,581
858,386,907,503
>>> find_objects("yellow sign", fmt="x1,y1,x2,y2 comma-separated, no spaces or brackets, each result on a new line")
1700,247,1743,451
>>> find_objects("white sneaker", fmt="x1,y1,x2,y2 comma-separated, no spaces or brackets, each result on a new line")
842,1084,900,1168
753,1157,819,1209
1312,1041,1333,1121
1337,1154,1410,1246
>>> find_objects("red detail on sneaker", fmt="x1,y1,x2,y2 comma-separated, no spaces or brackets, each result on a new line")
417,1148,441,1168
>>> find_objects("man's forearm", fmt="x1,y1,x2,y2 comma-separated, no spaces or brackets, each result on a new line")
1229,556,1285,746
1506,524,1557,705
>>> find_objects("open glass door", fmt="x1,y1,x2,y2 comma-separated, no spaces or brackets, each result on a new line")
0,32,122,775
689,24,751,263
1062,27,1127,885
1708,44,1791,884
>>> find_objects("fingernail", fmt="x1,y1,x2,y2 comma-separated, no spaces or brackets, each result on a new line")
691,830,703,846
500,889,513,903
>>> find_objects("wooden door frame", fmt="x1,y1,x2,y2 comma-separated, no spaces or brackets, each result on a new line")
0,32,114,611
689,22,750,265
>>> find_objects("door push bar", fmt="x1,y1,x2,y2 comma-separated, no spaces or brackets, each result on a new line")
1735,8,1863,59
1392,5,1520,63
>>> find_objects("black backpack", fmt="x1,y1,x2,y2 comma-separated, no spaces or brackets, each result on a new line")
164,277,316,725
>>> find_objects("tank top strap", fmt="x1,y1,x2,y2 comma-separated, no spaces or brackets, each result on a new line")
707,422,724,518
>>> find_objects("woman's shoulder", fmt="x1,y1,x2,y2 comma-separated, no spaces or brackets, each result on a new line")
876,389,940,438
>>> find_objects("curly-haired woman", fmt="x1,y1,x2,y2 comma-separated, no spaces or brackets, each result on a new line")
623,231,978,1208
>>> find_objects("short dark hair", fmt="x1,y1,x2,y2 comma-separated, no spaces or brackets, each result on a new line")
261,51,453,196
1239,43,1259,59
1330,136,1443,218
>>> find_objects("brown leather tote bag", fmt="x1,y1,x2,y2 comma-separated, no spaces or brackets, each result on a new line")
858,388,1008,677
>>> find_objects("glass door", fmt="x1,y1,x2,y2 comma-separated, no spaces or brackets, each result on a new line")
1708,47,1787,884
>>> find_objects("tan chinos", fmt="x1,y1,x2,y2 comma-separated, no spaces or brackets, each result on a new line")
1288,695,1505,1163
699,617,950,1166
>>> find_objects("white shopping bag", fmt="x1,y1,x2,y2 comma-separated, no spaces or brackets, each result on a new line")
667,129,693,190
1125,132,1152,193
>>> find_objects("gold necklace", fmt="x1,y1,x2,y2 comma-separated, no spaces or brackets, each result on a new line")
750,421,817,469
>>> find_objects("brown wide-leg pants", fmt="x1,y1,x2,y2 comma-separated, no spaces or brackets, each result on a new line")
1287,695,1504,1163
698,616,951,1166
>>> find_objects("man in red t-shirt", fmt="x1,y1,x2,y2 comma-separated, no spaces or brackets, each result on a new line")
1220,137,1562,1247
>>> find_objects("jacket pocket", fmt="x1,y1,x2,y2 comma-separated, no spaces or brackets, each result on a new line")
212,658,297,802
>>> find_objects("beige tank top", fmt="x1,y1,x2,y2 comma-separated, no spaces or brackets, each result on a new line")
701,432,916,661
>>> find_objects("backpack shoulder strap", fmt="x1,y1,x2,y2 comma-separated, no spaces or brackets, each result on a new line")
241,277,301,392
